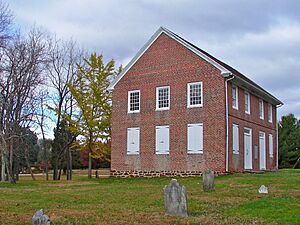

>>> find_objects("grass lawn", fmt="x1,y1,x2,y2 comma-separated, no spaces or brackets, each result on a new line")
0,169,299,225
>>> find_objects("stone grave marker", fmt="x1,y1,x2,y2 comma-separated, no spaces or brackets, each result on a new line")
258,185,268,194
32,209,52,225
202,170,215,192
164,179,188,217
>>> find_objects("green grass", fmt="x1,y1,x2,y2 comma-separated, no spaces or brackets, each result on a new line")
0,169,299,224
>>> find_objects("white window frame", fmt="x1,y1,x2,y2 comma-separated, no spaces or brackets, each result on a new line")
233,124,239,154
232,85,238,110
127,127,140,155
268,103,272,123
156,86,170,111
259,99,264,120
187,123,204,154
187,81,203,108
128,90,140,113
244,91,250,114
155,125,170,154
269,134,273,158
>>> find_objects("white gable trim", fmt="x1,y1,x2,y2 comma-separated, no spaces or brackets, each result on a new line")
108,27,231,90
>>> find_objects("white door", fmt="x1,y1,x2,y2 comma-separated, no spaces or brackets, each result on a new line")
259,132,266,170
244,128,252,170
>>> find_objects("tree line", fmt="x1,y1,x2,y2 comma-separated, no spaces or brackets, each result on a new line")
0,2,118,183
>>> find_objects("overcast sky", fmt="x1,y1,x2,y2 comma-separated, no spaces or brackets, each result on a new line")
8,0,300,119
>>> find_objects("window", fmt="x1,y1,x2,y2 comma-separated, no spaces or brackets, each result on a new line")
156,86,170,110
259,99,264,120
155,125,169,154
187,82,203,108
269,134,273,158
245,91,250,114
232,85,238,109
268,103,272,123
127,128,140,155
128,90,140,113
233,124,239,154
187,123,203,154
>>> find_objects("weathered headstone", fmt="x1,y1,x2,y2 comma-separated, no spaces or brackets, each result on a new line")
258,185,268,194
202,170,215,192
32,209,52,225
164,179,188,217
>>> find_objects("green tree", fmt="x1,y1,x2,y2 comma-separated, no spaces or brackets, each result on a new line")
278,114,300,168
51,120,75,180
67,53,115,178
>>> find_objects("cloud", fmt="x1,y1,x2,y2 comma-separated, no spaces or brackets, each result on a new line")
7,0,300,119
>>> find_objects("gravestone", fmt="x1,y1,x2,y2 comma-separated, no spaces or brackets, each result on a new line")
202,170,215,191
32,209,52,225
258,185,268,194
164,179,188,217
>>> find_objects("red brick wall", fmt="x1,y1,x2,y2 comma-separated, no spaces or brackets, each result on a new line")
227,82,277,172
111,33,227,175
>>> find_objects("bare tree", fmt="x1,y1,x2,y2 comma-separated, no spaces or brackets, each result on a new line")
46,37,84,180
34,90,52,180
0,1,13,49
0,28,48,182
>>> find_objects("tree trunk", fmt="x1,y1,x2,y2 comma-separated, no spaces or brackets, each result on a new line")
45,164,49,180
69,150,72,180
14,157,19,181
9,138,14,180
1,153,5,181
58,161,62,180
67,148,72,180
293,155,300,168
53,163,58,180
88,154,92,179
25,155,35,181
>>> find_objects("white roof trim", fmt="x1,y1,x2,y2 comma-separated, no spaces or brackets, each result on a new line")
108,27,231,90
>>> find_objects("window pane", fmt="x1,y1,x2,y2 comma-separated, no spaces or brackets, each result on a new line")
157,87,169,109
189,83,202,106
259,100,264,119
129,91,140,112
232,86,238,108
245,92,250,113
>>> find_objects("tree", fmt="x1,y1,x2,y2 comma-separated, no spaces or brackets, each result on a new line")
278,114,300,168
46,38,83,180
0,28,48,183
67,53,115,178
51,119,75,180
0,1,13,49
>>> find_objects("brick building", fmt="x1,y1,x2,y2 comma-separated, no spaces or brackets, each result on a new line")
108,27,283,177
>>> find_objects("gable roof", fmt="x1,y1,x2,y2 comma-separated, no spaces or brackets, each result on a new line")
108,27,282,105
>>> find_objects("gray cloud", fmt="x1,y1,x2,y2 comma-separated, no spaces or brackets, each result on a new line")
8,0,300,119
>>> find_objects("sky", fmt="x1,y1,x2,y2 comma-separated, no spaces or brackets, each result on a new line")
7,0,300,120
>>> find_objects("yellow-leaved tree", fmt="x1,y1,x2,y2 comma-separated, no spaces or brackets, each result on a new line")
66,53,117,178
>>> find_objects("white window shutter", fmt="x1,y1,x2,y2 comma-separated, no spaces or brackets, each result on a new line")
188,123,203,153
127,128,140,154
269,134,273,157
156,126,169,154
233,124,239,154
187,125,194,151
